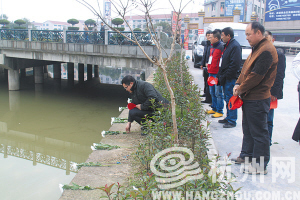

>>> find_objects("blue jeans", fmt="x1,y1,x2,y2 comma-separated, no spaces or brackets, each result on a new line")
209,74,224,114
267,108,274,145
223,79,237,125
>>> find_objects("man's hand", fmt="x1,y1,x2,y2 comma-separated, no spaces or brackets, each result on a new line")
233,85,240,96
200,65,203,69
126,122,131,133
136,104,141,110
271,95,277,102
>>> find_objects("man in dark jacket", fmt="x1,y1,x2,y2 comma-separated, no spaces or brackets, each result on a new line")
200,30,212,103
264,31,286,145
217,27,242,128
206,30,224,118
122,75,167,133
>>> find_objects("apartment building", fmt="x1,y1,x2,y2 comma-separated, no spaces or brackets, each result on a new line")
204,0,265,24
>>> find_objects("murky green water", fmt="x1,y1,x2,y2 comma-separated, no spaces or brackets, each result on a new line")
0,70,132,200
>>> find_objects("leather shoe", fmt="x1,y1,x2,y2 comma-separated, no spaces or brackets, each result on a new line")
231,156,252,164
218,119,228,124
223,122,236,128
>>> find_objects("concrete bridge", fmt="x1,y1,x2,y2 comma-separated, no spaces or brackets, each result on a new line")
0,39,158,90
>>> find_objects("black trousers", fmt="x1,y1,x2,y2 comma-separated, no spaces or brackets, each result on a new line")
239,98,270,169
292,82,300,142
203,68,212,102
128,108,153,125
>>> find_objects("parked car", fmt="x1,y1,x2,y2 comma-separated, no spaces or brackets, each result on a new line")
192,22,252,71
296,39,300,43
192,34,205,68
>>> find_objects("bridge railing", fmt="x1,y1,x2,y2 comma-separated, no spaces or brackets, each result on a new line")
31,30,64,42
0,29,29,41
66,31,104,44
0,29,154,46
108,31,153,46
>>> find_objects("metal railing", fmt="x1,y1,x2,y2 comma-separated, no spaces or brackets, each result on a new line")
31,30,63,42
0,29,29,41
0,29,154,46
66,31,104,44
108,31,153,46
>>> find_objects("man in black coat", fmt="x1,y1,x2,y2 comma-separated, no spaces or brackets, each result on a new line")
122,75,167,133
200,30,212,103
217,27,242,128
265,31,286,145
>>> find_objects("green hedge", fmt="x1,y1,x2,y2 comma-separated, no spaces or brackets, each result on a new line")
68,27,79,31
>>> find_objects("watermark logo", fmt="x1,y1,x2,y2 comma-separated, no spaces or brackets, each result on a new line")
150,147,203,190
272,157,295,183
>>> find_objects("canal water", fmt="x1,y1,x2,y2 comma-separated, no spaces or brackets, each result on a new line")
0,66,144,200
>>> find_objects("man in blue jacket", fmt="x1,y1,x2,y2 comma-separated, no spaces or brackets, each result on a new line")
217,27,242,128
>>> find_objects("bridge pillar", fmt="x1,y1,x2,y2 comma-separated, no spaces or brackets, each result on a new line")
8,69,20,91
78,63,84,84
34,66,44,84
94,65,99,78
9,91,20,111
67,63,74,86
87,64,92,81
44,66,48,78
53,64,61,79
20,69,26,78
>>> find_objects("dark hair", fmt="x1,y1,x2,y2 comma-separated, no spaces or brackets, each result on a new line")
212,30,221,40
250,22,265,34
222,27,234,38
206,30,212,35
122,75,135,85
214,29,222,35
265,30,272,37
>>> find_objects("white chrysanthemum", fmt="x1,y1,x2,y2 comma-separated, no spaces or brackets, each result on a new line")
59,184,64,193
133,186,138,191
111,117,115,125
91,146,96,151
127,98,132,103
101,130,105,137
119,107,122,112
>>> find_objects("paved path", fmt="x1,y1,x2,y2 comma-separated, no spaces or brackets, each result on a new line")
187,50,300,199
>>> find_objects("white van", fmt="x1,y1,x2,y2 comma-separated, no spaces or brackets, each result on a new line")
193,22,251,69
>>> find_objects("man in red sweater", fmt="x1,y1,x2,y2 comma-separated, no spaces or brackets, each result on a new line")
206,30,224,118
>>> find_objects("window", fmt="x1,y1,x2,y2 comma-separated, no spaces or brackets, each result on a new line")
261,19,263,24
133,25,136,28
258,7,261,14
195,18,199,21
221,2,225,9
162,19,165,22
167,19,171,21
212,3,216,11
254,5,257,14
262,8,264,15
220,14,225,16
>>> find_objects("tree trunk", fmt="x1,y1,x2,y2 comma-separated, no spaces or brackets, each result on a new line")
160,65,178,144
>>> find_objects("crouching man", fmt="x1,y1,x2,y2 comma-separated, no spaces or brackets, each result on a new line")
122,75,168,133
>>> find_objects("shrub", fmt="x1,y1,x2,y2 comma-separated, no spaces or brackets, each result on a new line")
114,27,125,31
133,28,141,31
68,27,79,30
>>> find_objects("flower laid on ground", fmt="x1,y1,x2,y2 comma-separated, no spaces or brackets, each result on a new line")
119,107,127,112
101,130,105,137
92,143,120,150
110,117,128,124
127,98,132,103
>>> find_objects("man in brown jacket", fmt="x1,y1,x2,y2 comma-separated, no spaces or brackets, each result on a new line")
232,22,278,174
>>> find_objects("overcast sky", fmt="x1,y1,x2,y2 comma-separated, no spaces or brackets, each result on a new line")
1,0,203,23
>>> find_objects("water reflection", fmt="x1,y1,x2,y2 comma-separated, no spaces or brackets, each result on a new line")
0,70,130,199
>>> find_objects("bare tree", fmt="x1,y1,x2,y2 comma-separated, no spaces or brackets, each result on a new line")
76,0,191,144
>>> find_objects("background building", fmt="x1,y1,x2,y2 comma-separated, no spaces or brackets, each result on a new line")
264,0,300,42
